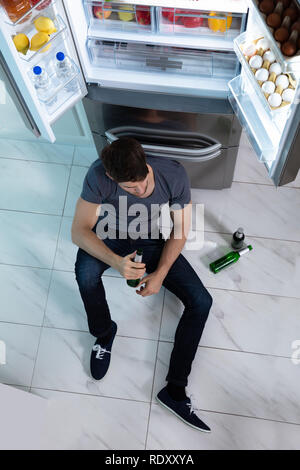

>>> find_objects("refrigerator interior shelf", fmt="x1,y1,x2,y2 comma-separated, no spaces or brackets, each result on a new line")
251,0,300,75
2,0,57,26
228,74,280,163
13,14,67,64
28,58,83,115
234,32,298,116
87,26,240,51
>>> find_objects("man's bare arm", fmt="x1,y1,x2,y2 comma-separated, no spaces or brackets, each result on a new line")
71,197,145,279
155,201,192,280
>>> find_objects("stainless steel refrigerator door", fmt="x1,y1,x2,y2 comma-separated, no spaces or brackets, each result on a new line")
83,92,242,189
0,51,40,138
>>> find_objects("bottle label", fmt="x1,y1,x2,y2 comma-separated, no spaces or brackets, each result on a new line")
239,247,249,256
135,254,142,263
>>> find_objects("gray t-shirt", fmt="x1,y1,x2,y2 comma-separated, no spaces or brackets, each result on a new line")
80,155,191,239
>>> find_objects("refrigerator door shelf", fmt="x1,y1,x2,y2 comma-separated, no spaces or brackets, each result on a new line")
228,74,280,163
234,32,297,120
1,0,57,27
250,0,300,75
84,1,155,33
15,15,67,64
27,58,84,118
87,38,237,80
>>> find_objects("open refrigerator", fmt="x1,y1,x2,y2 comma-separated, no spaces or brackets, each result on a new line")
0,0,299,186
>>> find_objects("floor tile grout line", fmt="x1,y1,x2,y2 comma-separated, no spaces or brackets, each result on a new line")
0,318,296,361
232,179,300,189
2,203,300,242
0,155,74,167
28,161,74,393
6,382,300,428
144,287,166,450
2,261,300,301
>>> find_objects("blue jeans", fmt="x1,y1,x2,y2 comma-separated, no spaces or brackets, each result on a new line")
75,233,212,387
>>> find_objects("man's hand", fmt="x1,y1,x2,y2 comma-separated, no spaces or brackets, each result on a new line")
115,251,146,280
135,271,164,297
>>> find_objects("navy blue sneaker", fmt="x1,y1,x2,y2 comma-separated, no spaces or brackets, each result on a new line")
156,387,211,433
90,321,117,380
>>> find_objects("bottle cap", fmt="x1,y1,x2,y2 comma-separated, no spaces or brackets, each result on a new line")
33,66,42,75
248,245,253,250
56,52,65,61
136,248,143,255
234,227,244,239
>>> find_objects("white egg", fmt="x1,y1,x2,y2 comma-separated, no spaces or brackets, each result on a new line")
262,81,275,94
249,55,263,69
268,93,282,107
275,74,289,89
255,67,269,82
282,88,295,102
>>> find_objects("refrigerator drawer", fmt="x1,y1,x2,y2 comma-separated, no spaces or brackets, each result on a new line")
181,147,238,189
102,125,238,189
157,8,244,42
83,1,155,33
87,38,237,79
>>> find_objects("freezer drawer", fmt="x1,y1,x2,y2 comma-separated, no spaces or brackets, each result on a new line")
181,147,238,189
83,91,242,147
102,125,238,189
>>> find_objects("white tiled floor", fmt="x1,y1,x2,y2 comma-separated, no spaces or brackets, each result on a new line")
0,134,300,450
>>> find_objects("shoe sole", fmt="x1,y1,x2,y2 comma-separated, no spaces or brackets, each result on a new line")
155,396,211,433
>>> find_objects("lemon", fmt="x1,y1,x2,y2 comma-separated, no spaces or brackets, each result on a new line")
34,16,57,35
13,33,30,55
30,32,51,52
118,5,134,21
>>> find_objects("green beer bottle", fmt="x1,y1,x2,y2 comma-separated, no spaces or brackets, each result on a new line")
127,249,144,287
209,245,253,274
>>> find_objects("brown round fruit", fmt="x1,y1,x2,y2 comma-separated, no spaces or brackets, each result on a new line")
274,26,290,41
259,0,275,14
267,12,283,28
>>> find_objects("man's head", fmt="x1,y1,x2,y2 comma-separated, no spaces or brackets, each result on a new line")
101,137,150,197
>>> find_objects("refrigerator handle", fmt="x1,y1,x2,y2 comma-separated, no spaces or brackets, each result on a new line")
105,131,119,144
0,51,40,138
105,130,222,156
145,150,222,162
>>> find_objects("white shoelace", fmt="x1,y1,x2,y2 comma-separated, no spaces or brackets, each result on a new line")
92,344,111,360
186,394,198,415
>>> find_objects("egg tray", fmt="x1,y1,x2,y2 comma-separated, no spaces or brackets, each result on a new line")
240,37,297,111
252,0,300,73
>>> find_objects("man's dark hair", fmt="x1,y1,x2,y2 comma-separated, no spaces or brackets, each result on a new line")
101,137,149,183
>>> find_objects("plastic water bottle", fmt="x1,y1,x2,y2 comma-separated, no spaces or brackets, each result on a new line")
55,52,79,93
32,66,57,107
